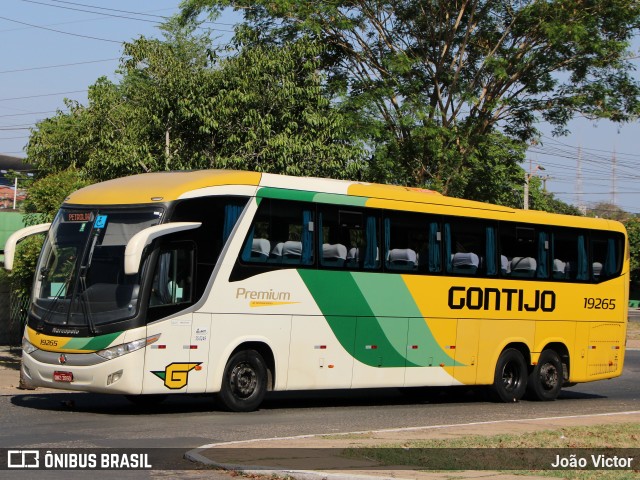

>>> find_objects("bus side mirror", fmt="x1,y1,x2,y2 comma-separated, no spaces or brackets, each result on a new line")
124,222,201,275
3,223,51,271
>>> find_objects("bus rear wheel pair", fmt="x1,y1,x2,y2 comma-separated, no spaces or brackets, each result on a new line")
492,348,563,402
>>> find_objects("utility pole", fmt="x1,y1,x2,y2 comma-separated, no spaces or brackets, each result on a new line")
541,175,550,192
524,160,545,210
576,146,585,214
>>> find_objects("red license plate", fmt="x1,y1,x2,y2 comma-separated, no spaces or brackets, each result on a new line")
53,371,73,382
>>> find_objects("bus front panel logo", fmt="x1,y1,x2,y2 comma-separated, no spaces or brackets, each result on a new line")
152,362,201,390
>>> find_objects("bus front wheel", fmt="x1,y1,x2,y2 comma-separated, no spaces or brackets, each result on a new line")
492,348,527,402
218,349,267,412
526,349,563,401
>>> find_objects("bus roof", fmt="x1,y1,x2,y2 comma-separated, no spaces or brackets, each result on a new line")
63,169,625,232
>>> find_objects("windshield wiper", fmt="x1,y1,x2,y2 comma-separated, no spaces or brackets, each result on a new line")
76,232,99,335
37,270,70,330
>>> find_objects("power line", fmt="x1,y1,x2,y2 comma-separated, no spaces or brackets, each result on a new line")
0,14,122,43
50,0,176,20
0,58,117,74
0,89,87,102
21,0,163,24
47,0,237,27
540,135,640,161
18,0,235,32
0,110,58,118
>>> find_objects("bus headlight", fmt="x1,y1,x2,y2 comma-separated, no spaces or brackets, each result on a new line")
22,337,37,355
96,334,160,360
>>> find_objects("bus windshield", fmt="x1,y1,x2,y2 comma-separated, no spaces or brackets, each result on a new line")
32,207,163,329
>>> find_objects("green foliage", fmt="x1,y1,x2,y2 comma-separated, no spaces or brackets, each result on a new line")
586,202,630,221
22,170,92,226
624,218,640,278
26,27,364,182
7,236,43,299
524,176,584,215
195,38,365,178
180,0,640,201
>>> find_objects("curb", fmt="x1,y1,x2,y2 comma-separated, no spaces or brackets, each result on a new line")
185,450,394,480
184,411,640,480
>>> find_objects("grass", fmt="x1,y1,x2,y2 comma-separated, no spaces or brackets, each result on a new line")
343,423,640,480
320,432,374,440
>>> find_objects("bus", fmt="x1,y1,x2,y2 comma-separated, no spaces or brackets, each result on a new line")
5,170,628,411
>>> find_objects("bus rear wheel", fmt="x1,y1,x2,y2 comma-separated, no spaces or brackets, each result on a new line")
527,349,563,401
217,349,267,412
492,348,527,402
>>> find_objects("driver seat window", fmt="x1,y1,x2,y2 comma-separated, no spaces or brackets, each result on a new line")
150,246,194,307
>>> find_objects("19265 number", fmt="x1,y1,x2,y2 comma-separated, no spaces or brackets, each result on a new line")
584,298,616,309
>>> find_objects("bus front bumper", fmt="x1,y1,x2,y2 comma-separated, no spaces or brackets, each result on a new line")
21,347,145,395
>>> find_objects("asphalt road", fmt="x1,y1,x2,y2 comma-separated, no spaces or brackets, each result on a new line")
0,350,638,479
1,350,638,451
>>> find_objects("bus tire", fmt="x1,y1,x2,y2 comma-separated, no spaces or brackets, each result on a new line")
492,348,527,402
218,349,267,412
526,349,562,401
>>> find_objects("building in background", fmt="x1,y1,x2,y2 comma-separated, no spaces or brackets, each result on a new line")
0,154,33,210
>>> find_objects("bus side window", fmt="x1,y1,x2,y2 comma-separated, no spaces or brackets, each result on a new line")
318,207,348,268
552,229,589,281
149,244,194,307
590,233,622,282
383,212,428,273
241,199,314,267
317,207,380,270
445,219,485,276
499,224,542,278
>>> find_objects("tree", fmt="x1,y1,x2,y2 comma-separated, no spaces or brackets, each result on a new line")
624,217,640,280
523,176,583,215
587,201,630,221
193,37,365,178
180,0,640,201
22,170,92,226
26,26,365,182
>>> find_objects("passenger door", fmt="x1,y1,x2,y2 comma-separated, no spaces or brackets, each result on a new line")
141,244,201,394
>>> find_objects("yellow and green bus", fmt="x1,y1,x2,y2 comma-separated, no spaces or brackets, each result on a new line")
5,170,628,411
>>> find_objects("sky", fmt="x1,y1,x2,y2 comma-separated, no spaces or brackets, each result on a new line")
1,0,639,214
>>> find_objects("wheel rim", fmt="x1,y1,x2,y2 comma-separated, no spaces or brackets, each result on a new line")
501,361,521,392
230,361,258,398
539,362,559,391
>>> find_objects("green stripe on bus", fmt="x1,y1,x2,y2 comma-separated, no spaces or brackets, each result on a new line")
312,193,368,206
256,188,369,207
256,187,316,202
297,270,458,368
352,273,459,367
298,270,407,367
64,331,122,351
